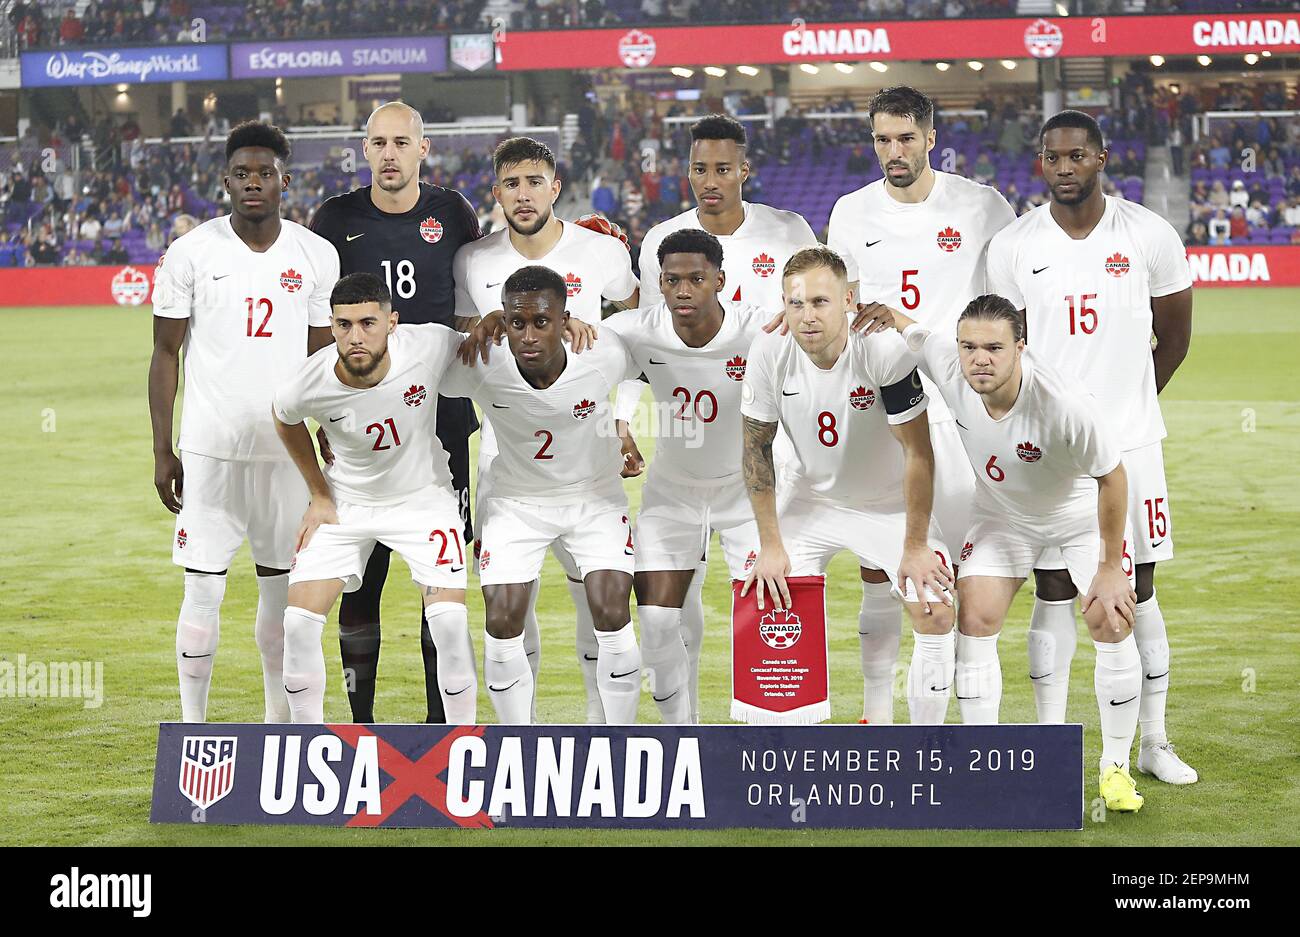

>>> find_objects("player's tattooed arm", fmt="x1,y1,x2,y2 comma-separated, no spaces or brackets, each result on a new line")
742,415,778,497
610,288,640,311
889,411,954,611
741,416,791,609
149,316,189,514
1151,287,1193,393
453,314,481,332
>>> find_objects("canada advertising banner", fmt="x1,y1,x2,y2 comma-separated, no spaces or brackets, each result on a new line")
152,723,1084,830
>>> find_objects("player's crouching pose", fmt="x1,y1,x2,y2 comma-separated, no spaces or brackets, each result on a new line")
872,295,1144,811
740,246,956,724
602,229,768,723
444,266,644,724
271,273,478,724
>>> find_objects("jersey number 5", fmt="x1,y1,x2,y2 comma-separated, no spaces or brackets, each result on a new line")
901,270,921,311
245,298,272,337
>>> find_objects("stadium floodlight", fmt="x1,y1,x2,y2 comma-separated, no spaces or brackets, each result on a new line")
737,65,759,76
800,63,820,74
1149,55,1165,67
1262,50,1272,57
670,67,694,77
1197,55,1212,66
935,61,951,71
116,83,129,93
704,66,727,77
870,62,888,73
1244,53,1259,66
834,63,855,74
968,60,984,71
1054,2,1068,15
1000,60,1017,70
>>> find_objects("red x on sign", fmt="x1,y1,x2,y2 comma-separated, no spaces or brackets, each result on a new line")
329,724,494,829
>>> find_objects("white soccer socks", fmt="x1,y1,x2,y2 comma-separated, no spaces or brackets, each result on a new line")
176,572,226,722
1028,597,1078,723
282,606,328,724
568,578,605,724
955,632,1003,724
1094,634,1141,773
424,603,477,725
907,628,955,725
484,632,534,724
858,581,902,724
679,562,707,724
636,606,691,724
521,579,542,722
595,622,642,725
1133,594,1170,746
254,573,290,724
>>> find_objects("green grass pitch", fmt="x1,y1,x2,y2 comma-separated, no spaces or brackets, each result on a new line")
1,289,1296,846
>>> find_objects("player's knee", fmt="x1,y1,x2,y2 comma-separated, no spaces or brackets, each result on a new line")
906,601,954,633
1134,563,1155,603
957,605,1003,638
483,607,523,640
1082,602,1130,640
1033,569,1078,602
591,603,631,632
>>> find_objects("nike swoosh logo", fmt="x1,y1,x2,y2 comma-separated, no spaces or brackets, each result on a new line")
1109,695,1138,706
653,691,678,703
525,650,537,657
1151,539,1166,548
648,358,666,365
491,403,510,409
181,652,211,659
865,240,882,247
583,654,598,662
448,565,465,573
611,669,638,679
930,685,949,693
486,281,502,289
488,679,520,693
285,685,308,694
445,685,472,696
211,274,229,281
1032,266,1050,275
955,419,969,430
1145,671,1169,681
782,390,799,396
328,416,346,423
346,233,365,242
1029,672,1053,680
955,694,977,700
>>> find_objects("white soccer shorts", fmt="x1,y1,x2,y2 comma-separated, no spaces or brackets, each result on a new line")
930,418,977,568
477,496,634,586
172,451,307,572
634,473,759,579
779,494,950,603
959,507,1136,596
288,486,469,592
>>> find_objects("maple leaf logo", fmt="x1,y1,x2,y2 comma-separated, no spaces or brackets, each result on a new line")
403,384,427,407
176,528,187,548
572,398,596,419
419,216,443,244
849,385,876,410
960,541,974,562
280,268,303,292
936,227,962,252
1104,251,1130,277
752,252,776,278
725,355,747,381
758,608,803,650
1016,441,1043,463
564,272,582,296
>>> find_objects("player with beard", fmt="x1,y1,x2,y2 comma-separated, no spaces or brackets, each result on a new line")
621,113,818,723
454,136,636,722
986,110,1197,784
819,87,1017,725
150,121,340,723
308,101,483,725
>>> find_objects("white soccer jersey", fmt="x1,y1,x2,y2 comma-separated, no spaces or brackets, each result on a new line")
152,216,340,461
905,324,1122,525
452,220,638,325
441,332,639,504
272,324,462,506
741,328,927,508
637,202,819,314
602,301,767,486
985,196,1192,449
827,171,1016,423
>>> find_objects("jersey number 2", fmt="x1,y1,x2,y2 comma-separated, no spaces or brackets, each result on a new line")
245,298,272,337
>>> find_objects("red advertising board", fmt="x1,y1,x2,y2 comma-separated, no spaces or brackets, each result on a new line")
0,264,154,307
1184,245,1300,287
495,14,1300,70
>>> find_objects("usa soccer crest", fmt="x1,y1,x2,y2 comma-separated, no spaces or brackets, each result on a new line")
179,736,238,810
420,216,444,244
759,608,802,650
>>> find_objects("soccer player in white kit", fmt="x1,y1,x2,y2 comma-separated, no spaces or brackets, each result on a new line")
621,113,819,722
880,295,1144,811
741,246,957,725
442,266,644,725
602,229,768,724
149,121,340,724
824,87,1017,725
987,110,1197,785
271,273,478,725
453,137,637,723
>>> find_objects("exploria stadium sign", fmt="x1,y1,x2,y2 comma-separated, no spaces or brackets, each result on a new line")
21,45,228,86
230,37,447,79
152,723,1082,830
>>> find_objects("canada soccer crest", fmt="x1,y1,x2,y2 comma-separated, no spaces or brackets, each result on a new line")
111,265,150,306
1024,18,1064,58
1017,441,1043,463
937,227,962,252
725,355,747,381
618,29,656,68
849,385,876,410
573,398,596,420
960,541,974,562
179,736,237,810
1105,252,1130,277
420,216,444,244
744,550,757,572
759,608,802,650
404,384,427,407
479,550,491,571
752,252,776,278
280,268,303,292
564,272,582,297
176,528,188,549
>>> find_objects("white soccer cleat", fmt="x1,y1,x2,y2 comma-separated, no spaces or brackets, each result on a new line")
1137,741,1199,785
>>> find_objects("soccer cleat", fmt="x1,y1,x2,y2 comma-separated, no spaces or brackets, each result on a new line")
1099,763,1144,812
1138,742,1199,785
859,719,870,725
